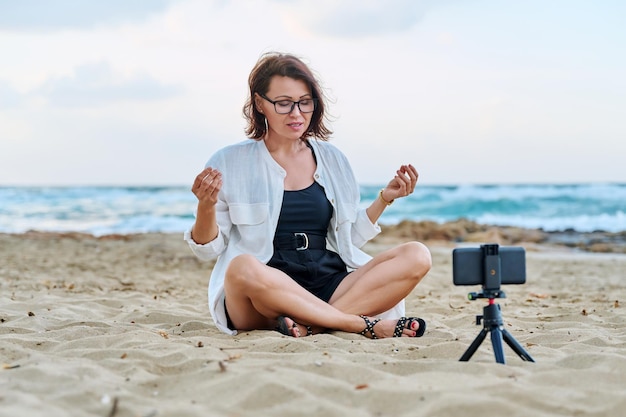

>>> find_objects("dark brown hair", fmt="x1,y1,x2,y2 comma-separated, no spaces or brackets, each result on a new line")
243,52,332,140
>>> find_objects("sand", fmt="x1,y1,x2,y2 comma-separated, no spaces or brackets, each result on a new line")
1,231,625,417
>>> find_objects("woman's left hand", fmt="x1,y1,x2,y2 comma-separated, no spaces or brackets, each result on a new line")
383,164,419,201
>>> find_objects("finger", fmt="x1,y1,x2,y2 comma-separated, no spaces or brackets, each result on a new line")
210,177,223,194
195,178,222,204
198,170,221,189
203,171,221,185
193,169,210,189
201,169,219,183
393,176,408,197
194,167,218,184
398,164,417,190
397,168,415,196
201,175,222,195
396,168,411,187
193,171,221,198
406,164,419,191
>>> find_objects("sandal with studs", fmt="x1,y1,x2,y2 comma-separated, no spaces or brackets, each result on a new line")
394,317,426,337
276,316,313,337
359,315,382,339
359,315,426,339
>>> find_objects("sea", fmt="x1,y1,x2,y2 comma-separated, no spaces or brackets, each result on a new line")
0,183,625,236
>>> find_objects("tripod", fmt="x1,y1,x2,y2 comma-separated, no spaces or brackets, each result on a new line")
459,290,535,364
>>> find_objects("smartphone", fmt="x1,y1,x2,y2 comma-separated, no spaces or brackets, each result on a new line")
453,246,526,286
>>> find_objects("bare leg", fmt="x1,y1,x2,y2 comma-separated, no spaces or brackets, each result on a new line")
223,241,431,338
330,242,430,313
329,242,432,337
223,254,365,334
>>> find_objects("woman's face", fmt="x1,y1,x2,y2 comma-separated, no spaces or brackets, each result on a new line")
257,76,314,141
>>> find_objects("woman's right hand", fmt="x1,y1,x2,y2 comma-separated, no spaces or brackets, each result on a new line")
191,167,222,207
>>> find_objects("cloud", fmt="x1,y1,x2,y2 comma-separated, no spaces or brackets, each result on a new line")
278,0,441,37
0,0,177,31
36,62,182,107
0,80,22,108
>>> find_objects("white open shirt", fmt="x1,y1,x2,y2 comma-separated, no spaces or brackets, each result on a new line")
184,139,405,334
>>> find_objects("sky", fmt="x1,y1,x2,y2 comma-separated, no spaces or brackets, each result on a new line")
1,0,625,186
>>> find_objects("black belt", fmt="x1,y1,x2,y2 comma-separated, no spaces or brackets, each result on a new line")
273,233,326,251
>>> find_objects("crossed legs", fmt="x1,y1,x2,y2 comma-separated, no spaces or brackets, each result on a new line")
223,241,432,338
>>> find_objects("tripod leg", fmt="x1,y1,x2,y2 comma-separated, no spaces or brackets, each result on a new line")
490,327,506,364
502,329,535,362
460,329,488,362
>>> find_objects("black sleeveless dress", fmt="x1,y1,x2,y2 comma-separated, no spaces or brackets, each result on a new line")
267,181,350,302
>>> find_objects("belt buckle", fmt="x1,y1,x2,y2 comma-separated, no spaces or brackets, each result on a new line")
294,232,309,251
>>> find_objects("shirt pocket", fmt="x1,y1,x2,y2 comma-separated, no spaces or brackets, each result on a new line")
229,203,269,253
229,203,268,225
336,203,357,226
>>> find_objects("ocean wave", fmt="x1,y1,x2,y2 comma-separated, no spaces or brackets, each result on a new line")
1,184,625,235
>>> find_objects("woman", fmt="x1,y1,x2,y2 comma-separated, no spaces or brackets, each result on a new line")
184,52,432,338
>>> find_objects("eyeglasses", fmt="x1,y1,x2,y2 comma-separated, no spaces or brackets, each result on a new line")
260,94,317,114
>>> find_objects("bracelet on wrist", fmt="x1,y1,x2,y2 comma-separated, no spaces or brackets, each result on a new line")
379,188,394,206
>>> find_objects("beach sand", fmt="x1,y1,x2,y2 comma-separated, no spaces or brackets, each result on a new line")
1,230,625,417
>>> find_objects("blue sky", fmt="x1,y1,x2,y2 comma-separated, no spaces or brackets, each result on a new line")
1,0,624,186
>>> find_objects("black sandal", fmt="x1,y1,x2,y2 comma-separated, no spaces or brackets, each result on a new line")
276,316,313,337
359,315,381,339
360,315,426,339
393,317,426,337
